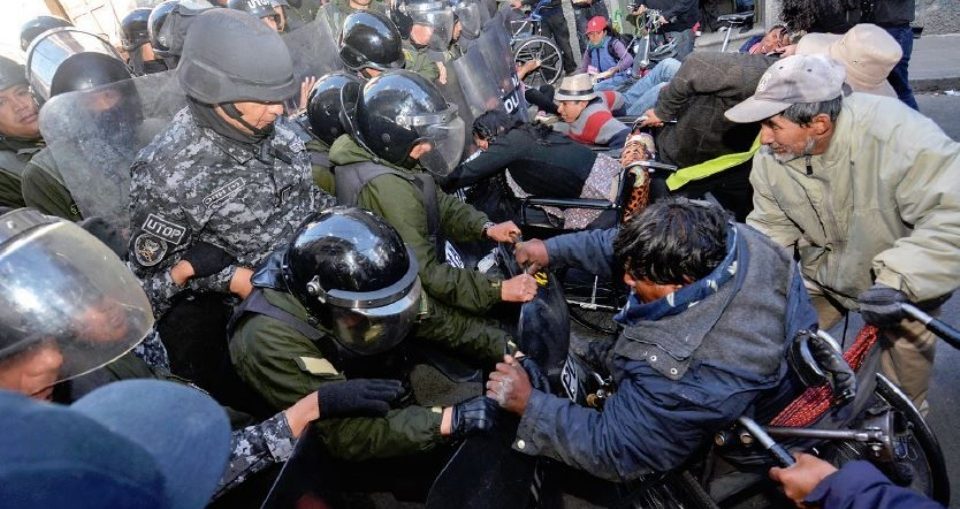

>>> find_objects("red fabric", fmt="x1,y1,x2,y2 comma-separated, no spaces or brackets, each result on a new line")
769,325,880,427
568,107,614,145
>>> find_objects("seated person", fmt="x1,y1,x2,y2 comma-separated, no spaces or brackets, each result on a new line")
552,74,629,149
497,198,817,480
445,110,622,229
578,16,633,92
739,24,789,55
795,23,903,99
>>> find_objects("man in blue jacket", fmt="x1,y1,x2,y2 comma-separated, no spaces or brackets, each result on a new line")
497,197,817,480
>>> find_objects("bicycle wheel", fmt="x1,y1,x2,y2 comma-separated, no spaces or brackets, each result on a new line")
513,36,562,87
560,268,625,336
827,374,950,505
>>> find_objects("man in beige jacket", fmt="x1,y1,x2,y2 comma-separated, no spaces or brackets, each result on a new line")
725,54,960,412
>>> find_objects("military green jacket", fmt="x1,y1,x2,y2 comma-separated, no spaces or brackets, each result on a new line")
0,136,44,208
230,287,446,460
305,138,335,194
329,134,501,314
318,0,386,37
20,147,82,221
403,42,446,83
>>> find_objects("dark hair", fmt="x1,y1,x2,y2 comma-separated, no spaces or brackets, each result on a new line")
613,197,730,285
781,95,843,126
472,109,559,145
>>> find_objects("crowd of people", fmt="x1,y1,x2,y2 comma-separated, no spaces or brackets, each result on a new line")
0,0,957,507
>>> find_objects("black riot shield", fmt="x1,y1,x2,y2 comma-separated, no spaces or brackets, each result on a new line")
282,17,344,81
38,70,186,229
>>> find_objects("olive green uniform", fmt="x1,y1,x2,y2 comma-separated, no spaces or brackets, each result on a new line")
230,287,446,460
403,42,445,83
329,134,512,363
318,0,387,37
0,137,43,208
305,138,335,194
20,148,82,221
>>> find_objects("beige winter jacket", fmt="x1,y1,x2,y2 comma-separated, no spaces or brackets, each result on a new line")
747,93,960,309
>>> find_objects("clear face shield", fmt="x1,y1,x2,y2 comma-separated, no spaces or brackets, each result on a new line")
404,2,455,51
308,247,422,355
0,211,154,392
401,104,465,176
453,1,484,39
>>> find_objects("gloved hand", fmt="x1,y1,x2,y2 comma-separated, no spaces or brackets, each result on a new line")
180,242,236,278
78,216,127,259
858,284,908,327
316,379,404,418
518,355,550,392
450,396,499,440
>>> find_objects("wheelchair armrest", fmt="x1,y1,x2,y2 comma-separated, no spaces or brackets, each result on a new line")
522,197,616,210
616,115,641,125
717,11,754,23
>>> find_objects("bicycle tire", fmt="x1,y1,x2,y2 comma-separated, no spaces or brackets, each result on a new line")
513,36,563,87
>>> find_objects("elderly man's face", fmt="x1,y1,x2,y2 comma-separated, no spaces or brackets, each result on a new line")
557,100,588,123
0,341,64,401
218,100,284,133
759,114,820,163
0,85,40,140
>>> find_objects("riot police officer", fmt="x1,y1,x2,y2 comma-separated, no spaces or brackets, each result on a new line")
0,208,404,499
19,15,72,51
149,0,218,68
21,28,134,221
0,57,44,209
228,0,285,32
230,207,498,462
392,0,454,83
304,71,363,193
328,70,538,365
338,10,406,79
318,0,387,39
121,8,169,75
128,8,334,318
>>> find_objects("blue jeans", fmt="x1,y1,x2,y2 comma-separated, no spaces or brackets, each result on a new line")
593,73,632,91
883,25,919,110
622,58,681,115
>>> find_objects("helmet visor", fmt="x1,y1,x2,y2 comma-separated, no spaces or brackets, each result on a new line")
329,278,422,355
406,3,455,51
0,215,154,390
402,105,465,176
453,1,483,39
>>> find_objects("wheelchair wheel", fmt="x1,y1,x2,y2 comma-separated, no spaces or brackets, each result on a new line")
827,374,950,505
560,268,625,336
513,36,563,87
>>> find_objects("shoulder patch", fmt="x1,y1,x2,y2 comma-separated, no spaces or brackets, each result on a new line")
202,177,247,208
140,213,187,245
295,356,339,376
133,234,168,267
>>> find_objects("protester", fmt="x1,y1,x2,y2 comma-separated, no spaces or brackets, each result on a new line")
521,0,577,75
726,54,960,412
578,16,633,92
571,0,608,57
629,0,698,60
552,73,629,149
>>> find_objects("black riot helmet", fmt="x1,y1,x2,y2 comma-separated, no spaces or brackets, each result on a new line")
353,70,465,175
227,0,283,30
26,28,132,104
120,8,152,51
178,8,297,104
20,15,73,52
0,56,27,92
449,0,484,39
148,1,180,58
307,72,363,145
339,11,405,74
282,207,422,356
389,0,455,51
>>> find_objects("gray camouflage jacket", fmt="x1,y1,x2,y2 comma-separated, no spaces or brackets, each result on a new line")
128,108,334,317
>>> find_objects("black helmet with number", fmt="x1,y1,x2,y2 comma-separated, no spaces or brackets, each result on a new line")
282,207,421,356
307,72,363,145
353,70,465,176
20,16,73,52
178,8,297,104
0,56,27,92
339,11,405,74
148,1,180,58
120,8,152,51
227,0,282,28
26,28,132,104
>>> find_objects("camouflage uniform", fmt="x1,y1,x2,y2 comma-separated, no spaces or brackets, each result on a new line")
127,107,334,317
0,136,43,208
20,148,82,221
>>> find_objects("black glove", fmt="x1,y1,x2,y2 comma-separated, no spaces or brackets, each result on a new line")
450,396,499,440
858,284,908,328
518,356,550,392
79,216,127,259
180,242,236,278
316,379,404,418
